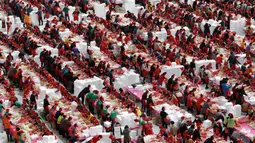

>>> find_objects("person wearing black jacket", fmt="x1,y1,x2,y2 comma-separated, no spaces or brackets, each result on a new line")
236,86,247,104
189,59,196,78
192,126,201,141
160,107,168,128
146,95,154,116
227,52,240,69
204,23,211,38
149,64,155,82
204,136,214,143
78,85,91,105
141,91,148,111
30,91,38,110
54,108,62,130
65,71,78,93
43,94,50,115
108,69,114,86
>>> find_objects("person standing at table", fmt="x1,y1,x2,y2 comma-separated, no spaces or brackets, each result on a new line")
110,107,117,132
123,125,131,143
43,94,50,115
158,72,167,86
10,97,21,108
18,130,26,143
68,123,78,138
0,100,4,118
24,11,31,27
167,74,175,90
86,91,93,108
57,113,64,133
215,54,223,69
160,107,168,128
73,8,80,21
196,94,205,114
6,17,12,35
107,69,114,86
141,90,148,111
88,90,98,114
30,90,38,110
96,96,104,118
224,113,236,137
189,59,196,78
201,99,210,119
191,126,201,142
78,85,91,105
3,114,13,142
37,6,43,26
13,127,20,143
204,23,211,38
59,115,68,136
146,94,154,116
154,65,161,81
39,49,47,67
63,4,70,21
54,108,62,130
221,80,232,97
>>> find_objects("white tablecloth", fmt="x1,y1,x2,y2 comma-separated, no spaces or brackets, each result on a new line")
160,65,184,79
153,104,194,124
252,18,255,25
114,70,140,89
74,77,104,96
93,3,107,19
195,60,216,75
200,19,220,35
68,6,76,22
0,20,5,32
76,42,88,54
236,54,246,65
59,29,72,39
179,0,195,5
133,6,144,17
111,0,124,4
80,13,89,22
170,26,190,37
0,11,6,20
142,29,167,41
230,18,246,36
154,29,167,42
35,46,58,56
124,0,135,13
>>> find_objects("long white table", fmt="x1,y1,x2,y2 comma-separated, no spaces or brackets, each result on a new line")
195,60,216,75
160,65,184,79
230,18,246,36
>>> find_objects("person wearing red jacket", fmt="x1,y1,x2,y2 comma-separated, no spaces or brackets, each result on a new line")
7,17,12,35
154,65,161,80
196,94,205,114
215,54,223,69
124,33,131,44
158,72,167,86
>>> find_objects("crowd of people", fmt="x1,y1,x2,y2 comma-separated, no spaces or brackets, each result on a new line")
0,0,255,142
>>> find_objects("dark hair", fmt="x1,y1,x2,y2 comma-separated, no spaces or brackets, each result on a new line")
124,125,129,129
171,121,174,124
